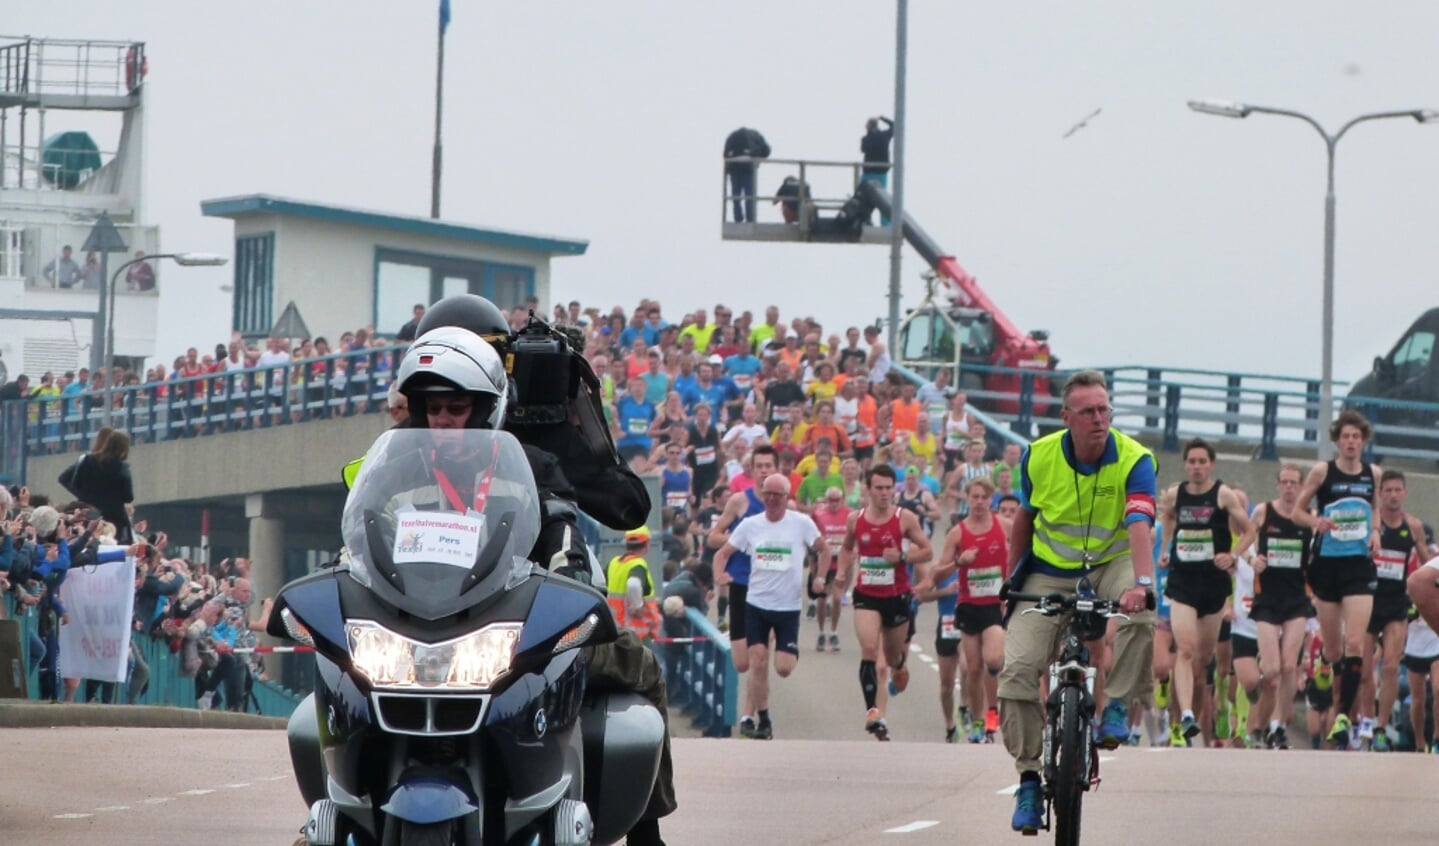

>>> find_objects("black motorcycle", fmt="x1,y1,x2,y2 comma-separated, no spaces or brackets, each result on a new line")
267,429,664,846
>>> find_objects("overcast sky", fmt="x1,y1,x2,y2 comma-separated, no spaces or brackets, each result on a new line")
11,1,1439,385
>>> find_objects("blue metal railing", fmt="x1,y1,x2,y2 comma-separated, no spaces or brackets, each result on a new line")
1,344,404,482
659,607,737,737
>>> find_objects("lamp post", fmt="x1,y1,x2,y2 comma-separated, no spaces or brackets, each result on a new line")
103,252,228,426
1186,99,1438,460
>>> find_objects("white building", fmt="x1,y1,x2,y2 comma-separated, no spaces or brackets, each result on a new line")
200,195,588,341
0,35,162,385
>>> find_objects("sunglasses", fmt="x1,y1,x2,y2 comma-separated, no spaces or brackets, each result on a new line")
425,399,474,416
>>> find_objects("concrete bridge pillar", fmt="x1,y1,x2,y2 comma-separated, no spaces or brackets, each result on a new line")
245,493,287,608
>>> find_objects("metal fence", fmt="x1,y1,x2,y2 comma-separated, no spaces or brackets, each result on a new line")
659,608,737,737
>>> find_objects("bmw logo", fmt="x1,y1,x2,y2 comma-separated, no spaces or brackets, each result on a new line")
534,709,548,739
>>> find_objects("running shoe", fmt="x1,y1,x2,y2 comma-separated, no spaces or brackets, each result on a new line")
1313,659,1333,691
717,616,729,634
1327,713,1352,747
1371,729,1391,752
1357,717,1375,742
1428,740,1439,754
968,719,985,744
985,707,1000,735
829,632,841,652
892,663,911,694
1249,729,1266,749
807,600,817,620
817,634,826,653
1127,730,1143,747
1155,677,1171,709
1169,723,1187,747
1267,725,1290,750
1010,780,1043,834
1179,714,1201,742
945,725,959,744
865,711,891,742
739,716,757,739
958,706,973,730
754,722,774,741
1096,700,1130,750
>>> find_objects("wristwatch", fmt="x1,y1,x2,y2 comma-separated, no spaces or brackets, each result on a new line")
1134,575,1154,589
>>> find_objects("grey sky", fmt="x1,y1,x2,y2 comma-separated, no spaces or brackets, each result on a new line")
12,1,1439,385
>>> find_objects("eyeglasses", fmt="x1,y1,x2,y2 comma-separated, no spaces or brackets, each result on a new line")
425,399,474,416
1065,404,1113,420
760,490,787,498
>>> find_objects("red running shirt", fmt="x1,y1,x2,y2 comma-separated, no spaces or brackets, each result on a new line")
854,511,908,598
956,520,1008,606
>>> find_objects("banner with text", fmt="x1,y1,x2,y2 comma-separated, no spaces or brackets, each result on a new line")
57,548,136,683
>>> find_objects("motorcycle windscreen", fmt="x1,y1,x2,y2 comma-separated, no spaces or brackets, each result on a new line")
341,429,542,621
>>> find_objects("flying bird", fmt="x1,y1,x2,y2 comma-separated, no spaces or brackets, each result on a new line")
1062,108,1102,139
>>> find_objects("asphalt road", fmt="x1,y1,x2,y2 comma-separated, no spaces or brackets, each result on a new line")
3,604,1432,846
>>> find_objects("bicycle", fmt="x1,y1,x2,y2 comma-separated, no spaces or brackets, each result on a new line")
1002,574,1151,845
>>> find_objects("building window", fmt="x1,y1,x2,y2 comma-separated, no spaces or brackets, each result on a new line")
374,248,534,336
233,232,274,335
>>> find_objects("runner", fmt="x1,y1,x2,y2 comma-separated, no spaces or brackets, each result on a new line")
1403,555,1439,753
1158,438,1255,742
896,465,940,538
713,474,827,740
924,476,1009,743
915,570,962,742
1228,547,1265,747
708,444,781,738
1290,410,1384,748
810,487,852,652
836,464,934,741
1248,465,1315,750
1360,469,1428,750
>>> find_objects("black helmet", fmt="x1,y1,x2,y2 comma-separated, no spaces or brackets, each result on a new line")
415,294,512,349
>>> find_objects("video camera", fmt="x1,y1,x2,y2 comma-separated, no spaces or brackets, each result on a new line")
505,313,585,427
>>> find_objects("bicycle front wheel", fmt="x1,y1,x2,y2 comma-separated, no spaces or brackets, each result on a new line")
1052,684,1088,846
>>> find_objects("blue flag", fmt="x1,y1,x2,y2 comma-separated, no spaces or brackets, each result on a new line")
439,0,451,33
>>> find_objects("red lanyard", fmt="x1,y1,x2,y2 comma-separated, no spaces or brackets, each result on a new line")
430,442,498,514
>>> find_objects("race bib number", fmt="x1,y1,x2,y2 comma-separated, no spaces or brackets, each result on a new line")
1175,529,1215,563
754,544,793,573
1328,508,1369,543
731,374,752,390
1266,538,1303,569
859,556,894,586
665,491,689,509
695,446,716,465
626,417,649,436
939,614,961,640
393,513,483,569
945,430,965,450
966,566,1003,598
826,536,845,558
1374,549,1408,581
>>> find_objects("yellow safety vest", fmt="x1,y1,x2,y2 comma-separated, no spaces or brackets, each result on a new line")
1026,429,1154,570
606,554,655,599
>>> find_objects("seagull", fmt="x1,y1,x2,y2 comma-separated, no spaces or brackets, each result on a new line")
1062,108,1102,139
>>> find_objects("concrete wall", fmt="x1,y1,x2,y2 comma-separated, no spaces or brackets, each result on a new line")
232,214,553,343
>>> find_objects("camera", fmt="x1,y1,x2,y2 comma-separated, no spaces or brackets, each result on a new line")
506,314,575,427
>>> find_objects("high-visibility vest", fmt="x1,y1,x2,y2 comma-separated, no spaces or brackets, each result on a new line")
1026,429,1154,570
606,554,660,639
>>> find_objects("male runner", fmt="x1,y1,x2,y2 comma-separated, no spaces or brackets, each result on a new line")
713,474,826,740
810,487,852,652
836,464,934,740
1158,438,1255,741
1290,410,1384,747
709,444,781,737
1360,469,1427,749
1248,464,1315,750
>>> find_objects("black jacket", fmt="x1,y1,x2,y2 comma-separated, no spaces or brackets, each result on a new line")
861,118,894,174
58,455,134,542
724,127,771,175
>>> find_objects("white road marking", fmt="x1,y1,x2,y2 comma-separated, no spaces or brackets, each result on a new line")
257,774,291,782
55,813,94,820
917,653,935,664
223,782,252,789
997,784,1020,796
178,789,215,796
885,820,940,833
910,644,923,653
94,805,130,812
143,797,175,805
1147,747,1173,753
1098,756,1116,763
929,663,940,672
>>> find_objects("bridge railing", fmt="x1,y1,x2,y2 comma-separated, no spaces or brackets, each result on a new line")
893,362,1439,462
1,344,405,483
659,608,737,737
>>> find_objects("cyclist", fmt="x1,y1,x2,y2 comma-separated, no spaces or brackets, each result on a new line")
997,370,1157,834
1289,410,1384,748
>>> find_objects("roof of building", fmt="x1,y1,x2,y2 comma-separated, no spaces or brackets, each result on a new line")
200,194,588,256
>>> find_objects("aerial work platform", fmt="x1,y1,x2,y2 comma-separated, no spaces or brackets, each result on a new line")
719,157,893,245
0,36,145,111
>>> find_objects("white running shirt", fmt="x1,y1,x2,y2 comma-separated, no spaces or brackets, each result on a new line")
727,510,821,612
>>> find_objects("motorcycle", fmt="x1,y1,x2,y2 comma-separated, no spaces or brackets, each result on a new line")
267,428,664,846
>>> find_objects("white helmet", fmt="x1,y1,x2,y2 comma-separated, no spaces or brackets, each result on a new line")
397,327,509,429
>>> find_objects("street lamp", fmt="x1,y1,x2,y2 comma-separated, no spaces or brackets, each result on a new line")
1187,99,1438,459
103,252,229,426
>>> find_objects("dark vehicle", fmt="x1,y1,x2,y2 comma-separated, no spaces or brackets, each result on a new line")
1348,308,1439,457
269,429,663,846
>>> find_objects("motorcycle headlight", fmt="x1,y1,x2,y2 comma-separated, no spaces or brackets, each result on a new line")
346,620,522,690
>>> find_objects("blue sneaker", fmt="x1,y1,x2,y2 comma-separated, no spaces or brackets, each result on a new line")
1096,700,1128,750
1011,780,1043,833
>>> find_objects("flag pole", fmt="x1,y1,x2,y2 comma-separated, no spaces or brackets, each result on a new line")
430,2,447,219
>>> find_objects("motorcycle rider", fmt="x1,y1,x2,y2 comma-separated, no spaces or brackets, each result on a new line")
394,325,675,846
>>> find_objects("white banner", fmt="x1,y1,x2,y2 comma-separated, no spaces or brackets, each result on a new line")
57,547,136,683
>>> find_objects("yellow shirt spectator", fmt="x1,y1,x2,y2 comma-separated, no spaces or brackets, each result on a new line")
909,429,938,469
679,322,717,353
